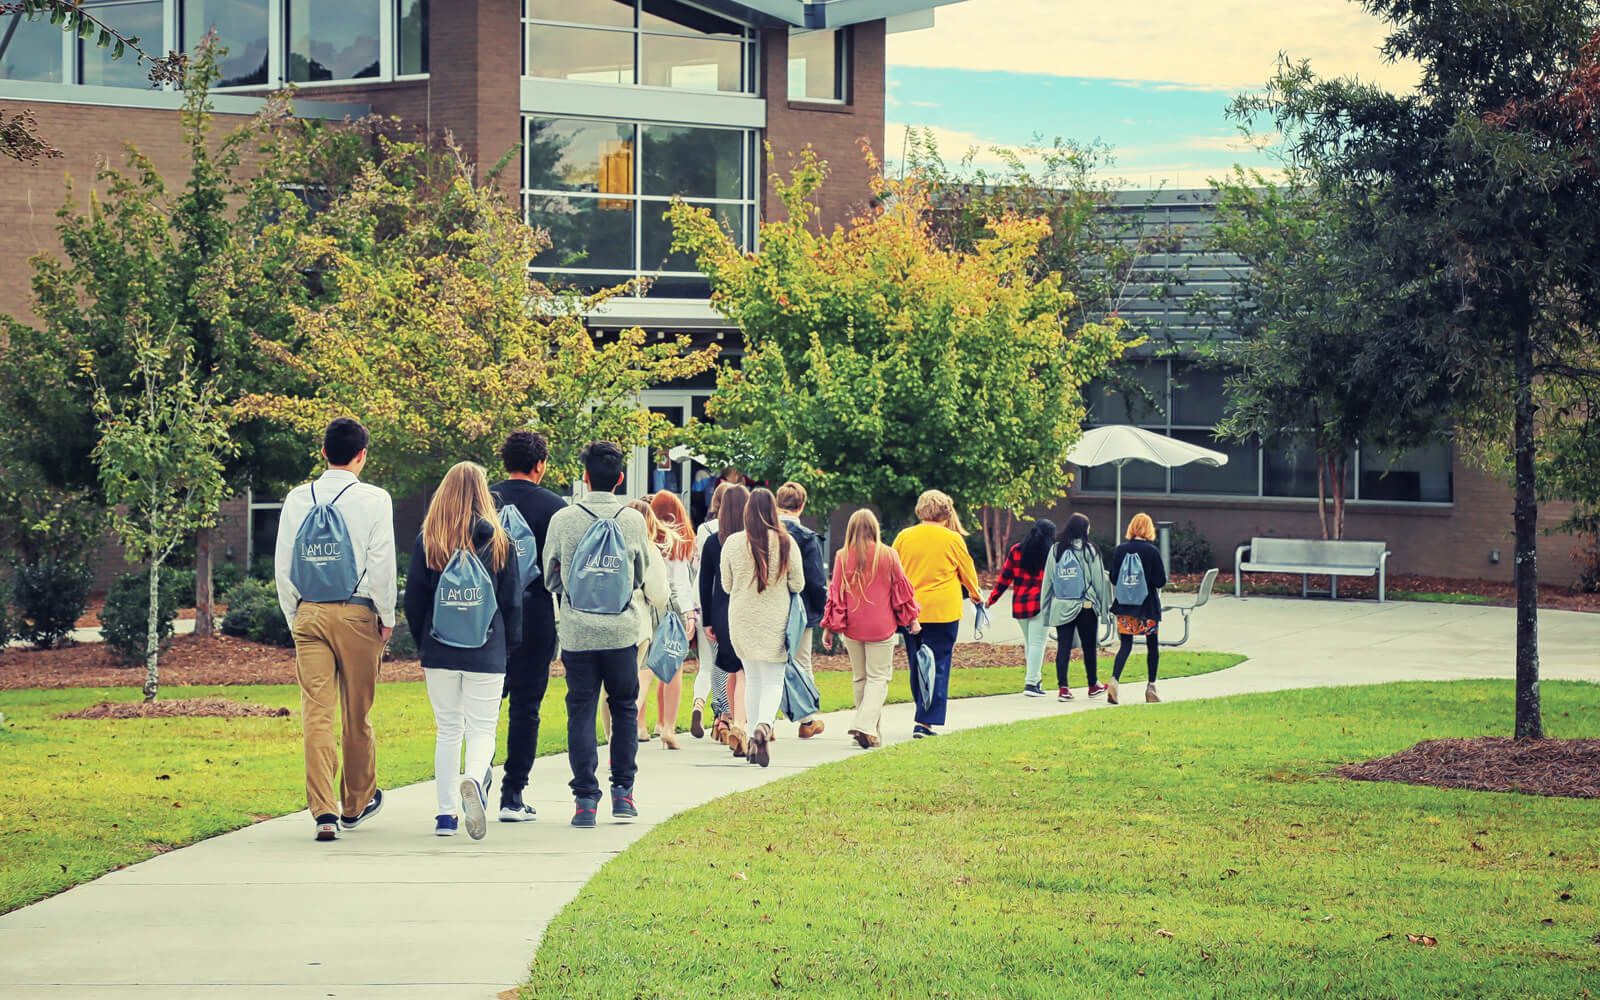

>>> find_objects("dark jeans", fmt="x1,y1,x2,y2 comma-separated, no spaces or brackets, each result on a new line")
1056,607,1099,689
563,646,640,800
498,610,556,798
903,620,958,727
1113,630,1160,683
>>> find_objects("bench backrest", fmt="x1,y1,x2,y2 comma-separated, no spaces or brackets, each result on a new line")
1250,537,1387,567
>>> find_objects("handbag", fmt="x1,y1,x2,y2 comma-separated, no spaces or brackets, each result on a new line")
912,639,937,712
780,592,822,721
973,601,992,639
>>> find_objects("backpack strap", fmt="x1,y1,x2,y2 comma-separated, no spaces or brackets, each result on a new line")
575,503,621,522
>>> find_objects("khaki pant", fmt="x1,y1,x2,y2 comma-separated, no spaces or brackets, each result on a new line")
843,636,896,740
292,601,384,819
793,628,820,723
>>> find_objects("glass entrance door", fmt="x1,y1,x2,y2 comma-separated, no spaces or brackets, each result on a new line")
630,390,714,518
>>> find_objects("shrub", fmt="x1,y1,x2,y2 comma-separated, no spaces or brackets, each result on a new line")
11,559,92,649
1168,521,1216,574
249,555,274,582
213,561,246,601
101,569,181,666
964,531,989,572
0,576,13,650
220,579,294,648
165,567,197,609
386,610,418,660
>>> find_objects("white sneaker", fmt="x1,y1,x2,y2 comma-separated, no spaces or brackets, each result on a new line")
460,777,488,841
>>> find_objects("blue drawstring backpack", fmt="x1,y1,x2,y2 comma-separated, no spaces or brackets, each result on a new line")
646,607,689,683
780,592,822,722
1114,550,1149,607
569,505,632,614
973,601,992,639
912,640,936,712
290,482,363,603
430,548,497,648
1051,544,1089,604
497,503,540,590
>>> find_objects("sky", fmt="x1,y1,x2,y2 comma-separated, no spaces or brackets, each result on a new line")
883,0,1421,189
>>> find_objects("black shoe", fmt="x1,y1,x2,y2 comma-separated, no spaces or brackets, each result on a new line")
340,789,383,830
611,784,638,820
572,796,600,828
913,724,937,739
499,789,536,822
313,813,339,842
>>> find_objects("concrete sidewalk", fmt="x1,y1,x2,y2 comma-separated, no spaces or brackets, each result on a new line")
2,596,1597,999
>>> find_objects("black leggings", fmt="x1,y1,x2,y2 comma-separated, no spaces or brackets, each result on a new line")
1114,630,1160,684
1055,608,1099,689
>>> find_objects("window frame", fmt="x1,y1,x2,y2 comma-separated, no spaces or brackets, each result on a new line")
521,1,758,96
521,112,759,299
1079,358,1455,506
786,26,848,105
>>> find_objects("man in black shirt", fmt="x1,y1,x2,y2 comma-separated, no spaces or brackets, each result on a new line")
490,431,568,821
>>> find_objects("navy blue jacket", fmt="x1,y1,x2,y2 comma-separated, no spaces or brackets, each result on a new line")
404,518,523,672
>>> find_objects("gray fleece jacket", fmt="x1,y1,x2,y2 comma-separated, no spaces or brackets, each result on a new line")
543,490,668,652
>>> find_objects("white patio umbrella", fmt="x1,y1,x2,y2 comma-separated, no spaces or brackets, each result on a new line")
1066,425,1229,533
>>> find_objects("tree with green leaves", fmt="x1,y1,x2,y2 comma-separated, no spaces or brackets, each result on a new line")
239,138,718,495
668,147,1130,530
1202,167,1452,539
91,325,232,702
1236,1,1600,739
900,131,1175,560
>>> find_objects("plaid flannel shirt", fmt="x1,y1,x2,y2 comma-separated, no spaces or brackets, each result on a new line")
987,543,1044,620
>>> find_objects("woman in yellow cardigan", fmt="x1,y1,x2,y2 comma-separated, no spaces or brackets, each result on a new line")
892,490,981,738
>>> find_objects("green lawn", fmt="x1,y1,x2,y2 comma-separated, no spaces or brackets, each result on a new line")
0,650,1245,914
524,680,1600,1000
1390,589,1494,605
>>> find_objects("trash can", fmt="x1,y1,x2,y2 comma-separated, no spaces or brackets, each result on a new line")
1157,520,1174,574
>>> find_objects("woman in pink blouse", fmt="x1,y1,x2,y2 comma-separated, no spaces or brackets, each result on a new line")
822,510,921,748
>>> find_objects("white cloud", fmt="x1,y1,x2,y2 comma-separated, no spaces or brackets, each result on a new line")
890,0,1420,92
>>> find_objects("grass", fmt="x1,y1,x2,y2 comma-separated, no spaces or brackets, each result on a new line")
524,680,1600,1000
1390,589,1494,605
0,650,1244,914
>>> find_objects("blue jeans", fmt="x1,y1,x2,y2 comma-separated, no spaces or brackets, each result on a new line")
1019,613,1048,686
904,620,959,727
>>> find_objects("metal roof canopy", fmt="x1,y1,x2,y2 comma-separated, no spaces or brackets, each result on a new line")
693,0,965,29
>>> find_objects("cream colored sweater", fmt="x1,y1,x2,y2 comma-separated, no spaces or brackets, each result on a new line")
719,529,804,664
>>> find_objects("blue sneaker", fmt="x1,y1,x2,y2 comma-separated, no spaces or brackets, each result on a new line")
433,814,458,837
460,776,488,841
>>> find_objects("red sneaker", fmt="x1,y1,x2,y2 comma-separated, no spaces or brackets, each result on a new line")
1087,683,1109,698
1057,687,1075,702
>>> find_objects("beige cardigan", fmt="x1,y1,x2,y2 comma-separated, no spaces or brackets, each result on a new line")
719,529,805,664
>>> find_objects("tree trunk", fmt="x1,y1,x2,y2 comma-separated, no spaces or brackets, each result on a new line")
1315,453,1330,540
980,508,997,570
193,525,215,638
143,560,161,703
1512,320,1542,740
1332,455,1347,540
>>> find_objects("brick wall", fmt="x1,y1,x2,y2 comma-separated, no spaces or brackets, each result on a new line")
761,20,887,232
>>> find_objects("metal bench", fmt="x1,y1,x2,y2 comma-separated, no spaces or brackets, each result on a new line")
1161,567,1218,646
1233,537,1391,602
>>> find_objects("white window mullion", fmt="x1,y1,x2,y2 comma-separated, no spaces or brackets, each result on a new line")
163,0,179,89
63,13,78,84
267,0,283,84
379,0,394,80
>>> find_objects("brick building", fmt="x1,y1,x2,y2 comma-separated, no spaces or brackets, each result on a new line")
0,0,960,586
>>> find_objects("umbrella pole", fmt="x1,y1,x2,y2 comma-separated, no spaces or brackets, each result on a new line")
1116,464,1123,538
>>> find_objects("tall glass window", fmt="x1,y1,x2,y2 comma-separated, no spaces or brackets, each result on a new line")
524,115,756,297
78,0,163,88
181,0,269,88
787,28,846,102
287,0,379,82
1081,360,1454,503
396,0,428,77
523,0,755,94
0,12,64,83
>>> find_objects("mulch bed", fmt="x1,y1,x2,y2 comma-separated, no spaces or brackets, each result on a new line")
1336,738,1600,799
1,633,1037,691
59,697,292,720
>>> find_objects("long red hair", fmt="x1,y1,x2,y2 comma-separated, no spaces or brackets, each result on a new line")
650,490,695,561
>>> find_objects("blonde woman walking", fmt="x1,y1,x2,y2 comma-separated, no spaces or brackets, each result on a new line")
648,490,698,748
1108,513,1169,704
403,462,523,841
892,490,981,739
719,488,804,767
822,509,921,748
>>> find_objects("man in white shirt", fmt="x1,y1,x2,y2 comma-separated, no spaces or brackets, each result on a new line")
274,418,397,842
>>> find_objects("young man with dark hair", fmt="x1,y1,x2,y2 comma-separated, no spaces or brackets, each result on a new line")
274,417,397,842
490,430,567,822
776,482,828,737
543,441,667,827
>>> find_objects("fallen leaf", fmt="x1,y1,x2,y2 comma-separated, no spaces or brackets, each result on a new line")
1376,933,1394,942
155,774,171,781
1470,841,1485,851
1405,934,1438,947
1221,868,1240,879
1155,929,1175,938
1541,918,1555,926
731,872,747,881
1559,892,1572,901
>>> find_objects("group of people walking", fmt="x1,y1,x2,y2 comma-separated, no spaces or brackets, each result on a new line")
273,418,1170,844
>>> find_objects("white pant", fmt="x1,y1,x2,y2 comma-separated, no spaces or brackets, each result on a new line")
693,628,728,713
1020,613,1050,686
744,658,787,729
424,668,502,815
